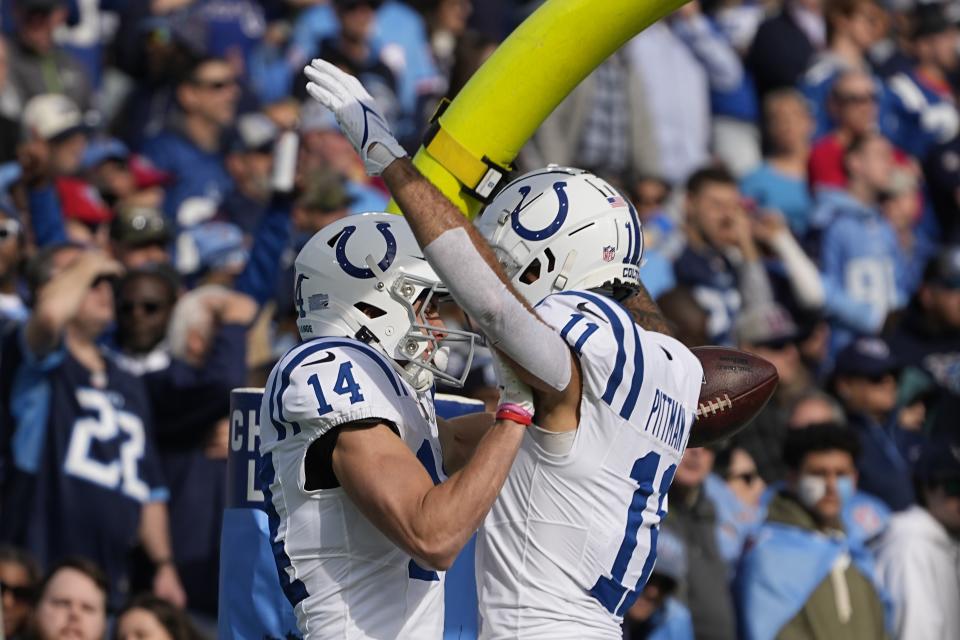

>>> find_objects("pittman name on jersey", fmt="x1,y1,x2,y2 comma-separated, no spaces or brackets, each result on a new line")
643,389,689,452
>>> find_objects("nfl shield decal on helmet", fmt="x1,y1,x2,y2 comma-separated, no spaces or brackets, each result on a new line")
602,246,615,262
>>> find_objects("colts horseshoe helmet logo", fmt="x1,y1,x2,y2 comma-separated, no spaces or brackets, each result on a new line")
510,181,569,241
335,222,398,279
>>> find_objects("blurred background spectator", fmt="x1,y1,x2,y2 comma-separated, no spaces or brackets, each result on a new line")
115,593,204,640
664,446,737,640
0,545,39,640
736,424,889,640
875,435,960,640
674,166,774,345
29,557,109,640
621,529,694,640
832,337,917,510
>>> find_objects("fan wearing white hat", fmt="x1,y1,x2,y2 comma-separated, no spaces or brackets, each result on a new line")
20,93,89,179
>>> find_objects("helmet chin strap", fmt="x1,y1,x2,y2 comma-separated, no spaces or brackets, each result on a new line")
401,346,449,393
403,362,434,393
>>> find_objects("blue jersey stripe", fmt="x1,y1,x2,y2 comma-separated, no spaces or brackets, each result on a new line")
626,202,642,265
267,362,287,441
618,323,646,420
269,339,323,440
559,313,584,340
276,342,333,435
610,452,659,582
416,439,442,485
408,559,440,581
624,222,633,265
588,451,662,614
259,452,310,608
617,463,676,616
573,323,599,354
553,291,628,405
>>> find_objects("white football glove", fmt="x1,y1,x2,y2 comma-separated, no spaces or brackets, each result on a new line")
491,349,535,419
304,58,407,176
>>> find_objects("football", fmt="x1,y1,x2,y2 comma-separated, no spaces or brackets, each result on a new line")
688,346,779,448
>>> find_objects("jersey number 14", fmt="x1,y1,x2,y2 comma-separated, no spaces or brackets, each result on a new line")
307,362,365,415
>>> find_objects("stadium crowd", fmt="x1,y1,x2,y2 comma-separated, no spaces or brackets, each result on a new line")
0,0,957,638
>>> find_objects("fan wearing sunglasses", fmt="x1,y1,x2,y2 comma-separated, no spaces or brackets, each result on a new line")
140,56,239,222
113,267,179,373
703,445,768,572
0,545,40,640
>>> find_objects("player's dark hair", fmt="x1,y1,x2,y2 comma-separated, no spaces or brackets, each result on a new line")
782,423,861,471
685,165,736,197
0,545,41,586
115,594,204,640
38,556,109,602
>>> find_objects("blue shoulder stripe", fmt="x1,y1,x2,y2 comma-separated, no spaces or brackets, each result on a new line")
553,291,628,405
275,341,333,435
618,321,646,421
270,339,328,440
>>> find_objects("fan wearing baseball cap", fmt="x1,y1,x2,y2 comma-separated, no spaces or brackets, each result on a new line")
20,93,88,178
832,337,917,511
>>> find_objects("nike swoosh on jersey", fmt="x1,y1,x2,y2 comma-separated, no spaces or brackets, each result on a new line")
302,352,336,366
576,301,607,322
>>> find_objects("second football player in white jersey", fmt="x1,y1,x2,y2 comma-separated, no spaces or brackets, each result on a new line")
305,60,704,638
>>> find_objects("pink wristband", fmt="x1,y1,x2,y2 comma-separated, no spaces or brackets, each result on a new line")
496,403,533,426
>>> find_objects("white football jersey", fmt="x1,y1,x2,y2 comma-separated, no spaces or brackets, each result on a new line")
258,337,447,639
475,291,703,639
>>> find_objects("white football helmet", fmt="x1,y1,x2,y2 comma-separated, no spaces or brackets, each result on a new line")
475,166,643,305
294,213,479,391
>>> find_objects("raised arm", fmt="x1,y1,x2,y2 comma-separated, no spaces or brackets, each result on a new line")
25,250,123,358
303,59,577,398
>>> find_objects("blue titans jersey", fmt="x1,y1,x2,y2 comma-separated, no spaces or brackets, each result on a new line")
140,131,234,224
673,245,742,346
818,192,907,354
0,329,167,604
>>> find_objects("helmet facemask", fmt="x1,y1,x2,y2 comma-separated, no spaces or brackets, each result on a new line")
387,273,479,392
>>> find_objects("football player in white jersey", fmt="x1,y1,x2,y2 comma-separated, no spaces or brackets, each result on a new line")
304,60,705,638
260,212,535,639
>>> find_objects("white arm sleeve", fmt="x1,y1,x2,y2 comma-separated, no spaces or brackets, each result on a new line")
424,228,572,391
735,259,775,309
769,230,825,309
